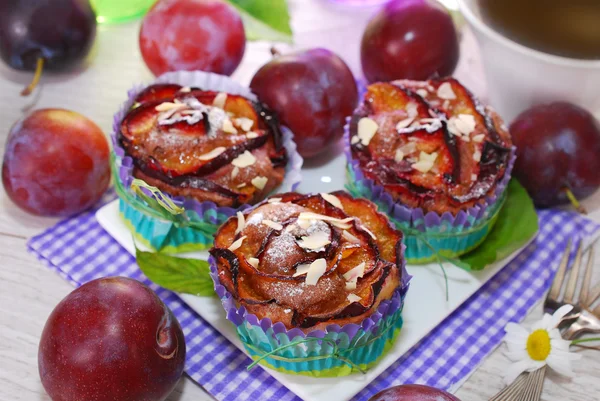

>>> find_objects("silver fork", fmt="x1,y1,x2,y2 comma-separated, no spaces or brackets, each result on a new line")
544,240,600,340
490,239,600,400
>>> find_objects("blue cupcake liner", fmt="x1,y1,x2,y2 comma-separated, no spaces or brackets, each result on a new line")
209,245,411,377
111,71,303,252
343,118,516,263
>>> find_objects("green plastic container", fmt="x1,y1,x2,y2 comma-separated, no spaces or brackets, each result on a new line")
91,0,156,23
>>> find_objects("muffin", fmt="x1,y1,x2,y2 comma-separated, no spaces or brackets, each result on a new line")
209,192,410,376
112,71,302,252
345,78,515,263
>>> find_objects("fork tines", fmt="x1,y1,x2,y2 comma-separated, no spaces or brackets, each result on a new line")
546,239,600,313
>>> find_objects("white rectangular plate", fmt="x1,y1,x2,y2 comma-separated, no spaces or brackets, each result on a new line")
97,149,533,401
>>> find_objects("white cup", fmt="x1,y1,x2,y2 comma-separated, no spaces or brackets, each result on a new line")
458,0,600,123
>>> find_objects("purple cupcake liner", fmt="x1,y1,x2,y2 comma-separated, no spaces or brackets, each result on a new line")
343,117,516,231
112,71,303,223
209,244,411,343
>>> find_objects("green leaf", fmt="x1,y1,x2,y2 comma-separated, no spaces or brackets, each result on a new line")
459,180,539,270
136,247,215,297
226,0,293,43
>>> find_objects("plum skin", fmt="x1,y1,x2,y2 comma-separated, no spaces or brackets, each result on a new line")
510,102,600,208
38,277,186,401
2,109,110,217
250,48,358,158
139,0,246,76
361,0,459,82
369,384,461,401
0,0,96,71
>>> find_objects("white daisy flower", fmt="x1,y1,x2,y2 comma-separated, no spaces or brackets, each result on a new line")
503,304,582,384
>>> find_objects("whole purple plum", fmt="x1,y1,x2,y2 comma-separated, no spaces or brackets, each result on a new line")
361,0,459,82
250,48,358,158
38,277,186,401
510,102,600,208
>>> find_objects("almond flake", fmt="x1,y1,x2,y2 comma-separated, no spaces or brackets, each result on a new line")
222,119,238,134
342,230,361,244
283,309,292,314
298,212,354,229
443,99,450,110
232,150,256,168
420,151,438,163
473,134,485,143
396,117,415,130
420,117,438,123
246,132,259,139
416,89,429,98
347,294,362,303
305,259,327,286
473,150,482,162
394,149,405,163
268,197,282,203
293,263,311,277
345,281,357,290
447,118,461,136
320,193,343,209
297,231,331,250
155,102,186,112
460,135,471,142
262,220,283,231
399,142,417,155
357,117,378,146
235,211,245,234
231,166,240,179
407,102,419,118
471,173,477,181
455,114,476,135
237,183,247,188
213,92,228,109
297,218,313,230
412,159,434,173
198,147,226,161
228,235,246,251
248,257,260,268
359,224,377,240
437,82,456,100
285,224,296,233
179,86,191,93
351,135,360,145
343,262,366,282
251,176,268,190
235,117,254,132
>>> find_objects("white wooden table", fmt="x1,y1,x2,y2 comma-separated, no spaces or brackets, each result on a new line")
1,1,599,400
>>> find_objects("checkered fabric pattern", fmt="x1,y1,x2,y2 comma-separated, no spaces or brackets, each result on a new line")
28,194,600,401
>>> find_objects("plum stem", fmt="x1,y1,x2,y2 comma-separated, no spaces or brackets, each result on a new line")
21,58,45,96
564,187,588,215
270,47,281,57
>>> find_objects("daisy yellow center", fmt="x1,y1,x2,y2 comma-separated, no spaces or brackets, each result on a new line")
526,329,551,361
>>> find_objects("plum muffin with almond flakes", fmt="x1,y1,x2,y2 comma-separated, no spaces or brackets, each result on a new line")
208,192,409,376
111,72,302,253
345,78,515,263
119,83,288,208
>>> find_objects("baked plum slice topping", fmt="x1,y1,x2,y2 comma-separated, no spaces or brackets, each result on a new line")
134,84,185,104
120,92,269,178
351,79,513,211
352,83,458,196
210,192,403,330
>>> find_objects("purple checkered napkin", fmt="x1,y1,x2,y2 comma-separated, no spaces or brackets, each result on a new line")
28,195,600,401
